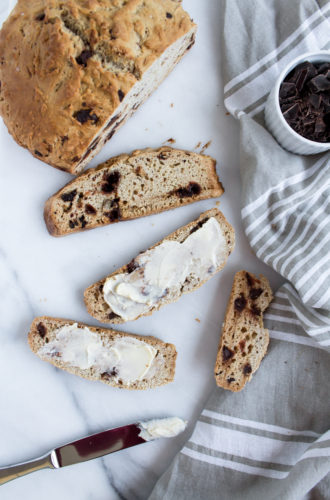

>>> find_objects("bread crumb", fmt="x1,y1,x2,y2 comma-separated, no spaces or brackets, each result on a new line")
200,140,212,154
226,112,230,116
170,103,174,108
163,138,176,144
195,318,201,323
195,141,201,149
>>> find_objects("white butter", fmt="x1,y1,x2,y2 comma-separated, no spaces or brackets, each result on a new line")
103,217,227,320
38,324,157,384
138,417,187,441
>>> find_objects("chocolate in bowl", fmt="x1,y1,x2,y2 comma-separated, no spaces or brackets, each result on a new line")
279,61,330,143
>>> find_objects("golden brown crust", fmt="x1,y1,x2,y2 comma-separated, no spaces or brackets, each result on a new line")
84,208,235,324
0,1,196,173
214,271,273,392
44,146,224,236
28,316,177,389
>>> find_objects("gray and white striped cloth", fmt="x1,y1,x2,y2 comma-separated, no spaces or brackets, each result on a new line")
149,1,330,498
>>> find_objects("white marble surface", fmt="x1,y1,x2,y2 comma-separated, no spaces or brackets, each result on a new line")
0,1,283,499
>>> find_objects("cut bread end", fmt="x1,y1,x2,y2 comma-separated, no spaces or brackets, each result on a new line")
214,271,273,392
84,208,235,324
44,146,224,236
28,317,177,390
71,27,197,174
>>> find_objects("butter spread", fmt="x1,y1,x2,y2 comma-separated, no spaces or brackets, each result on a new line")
38,324,157,384
103,217,227,320
138,417,187,441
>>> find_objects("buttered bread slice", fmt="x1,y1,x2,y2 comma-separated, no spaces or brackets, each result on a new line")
28,317,177,390
44,147,224,236
84,208,235,324
214,271,273,392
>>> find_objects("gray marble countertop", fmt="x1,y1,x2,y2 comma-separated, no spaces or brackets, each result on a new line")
0,1,283,498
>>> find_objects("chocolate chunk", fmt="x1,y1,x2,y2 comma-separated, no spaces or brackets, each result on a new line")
158,152,168,160
73,109,99,124
234,294,246,312
309,75,330,92
127,259,138,273
222,346,234,361
34,150,43,157
279,82,297,99
101,368,118,380
106,208,120,221
37,323,46,338
250,288,263,300
85,204,96,214
166,12,173,18
176,182,201,198
251,305,261,316
108,312,119,320
61,135,69,144
102,171,121,193
105,114,119,129
76,49,93,66
61,189,77,203
309,93,321,109
35,13,45,21
245,272,255,288
189,217,208,234
243,364,252,375
118,89,125,102
227,377,235,383
79,215,87,228
69,220,75,229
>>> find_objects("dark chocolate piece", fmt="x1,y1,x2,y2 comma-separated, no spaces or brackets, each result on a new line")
166,12,173,18
102,171,121,193
37,323,46,338
227,377,235,383
35,13,45,21
73,109,99,124
85,204,96,214
243,364,252,375
222,346,234,362
108,312,119,320
34,150,43,157
176,182,201,198
118,89,125,102
61,189,77,203
76,50,93,66
250,288,263,300
234,294,246,312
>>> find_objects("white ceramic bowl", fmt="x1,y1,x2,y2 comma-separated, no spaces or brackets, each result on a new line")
264,50,330,155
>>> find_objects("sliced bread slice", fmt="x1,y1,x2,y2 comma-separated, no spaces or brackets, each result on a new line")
28,317,177,390
214,271,273,392
44,147,224,236
84,208,235,324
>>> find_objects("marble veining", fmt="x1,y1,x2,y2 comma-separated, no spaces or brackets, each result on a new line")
0,1,283,499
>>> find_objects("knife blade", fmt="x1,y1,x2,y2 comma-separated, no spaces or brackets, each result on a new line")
0,417,186,486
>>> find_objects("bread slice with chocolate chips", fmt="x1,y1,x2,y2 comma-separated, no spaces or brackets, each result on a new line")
84,208,235,324
28,317,177,390
214,271,273,392
44,147,224,236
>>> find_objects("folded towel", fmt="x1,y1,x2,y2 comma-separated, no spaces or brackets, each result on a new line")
149,1,330,498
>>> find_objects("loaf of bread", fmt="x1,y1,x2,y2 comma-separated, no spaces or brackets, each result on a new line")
214,271,273,392
84,208,235,324
44,147,224,236
0,1,196,174
28,317,177,390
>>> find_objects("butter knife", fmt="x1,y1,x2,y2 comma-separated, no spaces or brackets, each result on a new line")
0,417,186,486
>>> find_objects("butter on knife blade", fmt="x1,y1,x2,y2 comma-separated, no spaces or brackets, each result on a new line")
0,417,187,486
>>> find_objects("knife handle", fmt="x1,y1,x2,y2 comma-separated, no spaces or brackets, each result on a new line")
0,452,55,485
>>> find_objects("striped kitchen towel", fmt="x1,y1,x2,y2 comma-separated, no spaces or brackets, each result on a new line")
149,1,330,499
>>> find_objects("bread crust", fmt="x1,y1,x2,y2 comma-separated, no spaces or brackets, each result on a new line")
44,146,224,236
0,1,196,173
28,316,177,390
84,208,235,324
214,271,273,392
